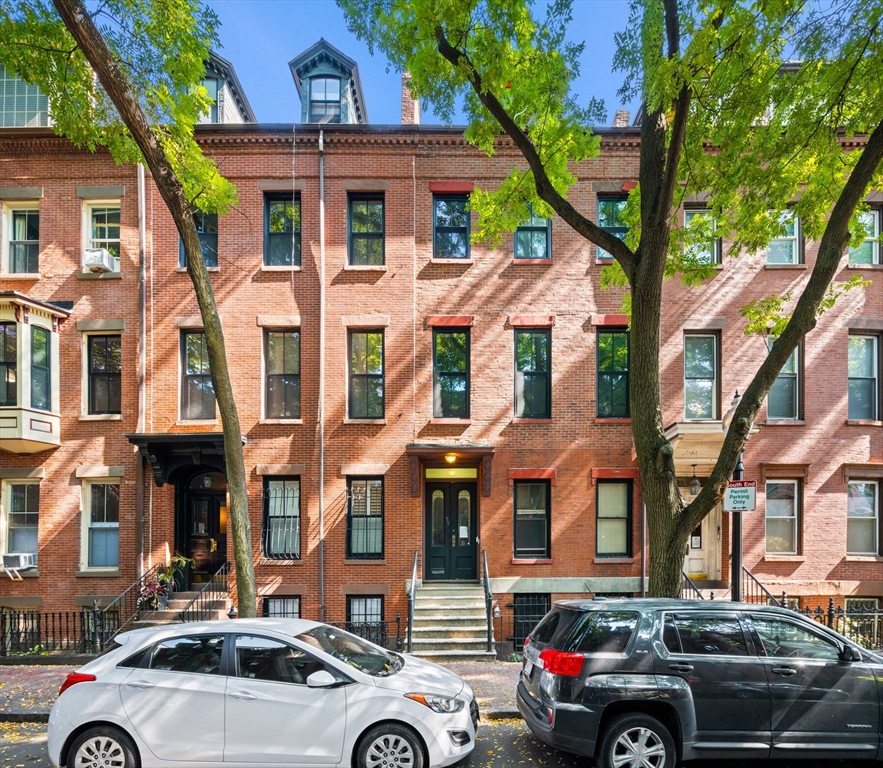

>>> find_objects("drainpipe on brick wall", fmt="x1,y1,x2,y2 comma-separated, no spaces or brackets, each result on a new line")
136,162,147,576
318,129,326,622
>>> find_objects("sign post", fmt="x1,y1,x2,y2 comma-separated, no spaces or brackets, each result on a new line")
724,480,757,512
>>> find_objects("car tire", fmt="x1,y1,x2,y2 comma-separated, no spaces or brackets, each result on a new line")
596,712,675,768
67,725,140,768
356,722,425,768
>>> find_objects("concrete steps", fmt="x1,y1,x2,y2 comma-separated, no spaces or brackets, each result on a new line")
409,584,496,663
130,591,231,630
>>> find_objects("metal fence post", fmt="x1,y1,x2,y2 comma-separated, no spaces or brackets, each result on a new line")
92,600,102,653
395,613,402,651
827,597,836,629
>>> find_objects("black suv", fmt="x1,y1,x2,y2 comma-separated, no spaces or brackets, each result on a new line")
517,598,883,768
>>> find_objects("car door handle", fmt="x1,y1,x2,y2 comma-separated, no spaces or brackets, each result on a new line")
771,666,797,676
668,664,694,672
126,681,156,689
228,691,257,700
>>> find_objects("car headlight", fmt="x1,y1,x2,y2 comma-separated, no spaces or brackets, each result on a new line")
404,693,466,713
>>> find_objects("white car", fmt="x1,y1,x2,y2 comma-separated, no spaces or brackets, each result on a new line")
48,618,478,768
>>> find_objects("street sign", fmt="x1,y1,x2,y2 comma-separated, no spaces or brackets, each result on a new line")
724,480,756,512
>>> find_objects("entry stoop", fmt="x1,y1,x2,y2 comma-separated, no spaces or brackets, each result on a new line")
409,583,496,663
130,591,232,629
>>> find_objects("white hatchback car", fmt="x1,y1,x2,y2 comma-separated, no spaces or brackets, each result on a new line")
48,618,478,768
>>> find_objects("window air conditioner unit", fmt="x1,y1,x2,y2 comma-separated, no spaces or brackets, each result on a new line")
3,553,37,570
83,247,119,273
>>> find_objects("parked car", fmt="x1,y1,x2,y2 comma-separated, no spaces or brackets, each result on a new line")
517,598,883,768
49,618,478,768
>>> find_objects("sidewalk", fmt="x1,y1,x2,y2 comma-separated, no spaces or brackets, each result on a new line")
0,660,522,723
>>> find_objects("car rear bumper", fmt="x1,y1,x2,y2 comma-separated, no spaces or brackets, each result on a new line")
516,681,596,758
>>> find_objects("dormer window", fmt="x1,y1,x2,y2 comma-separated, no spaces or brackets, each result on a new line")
201,78,219,123
310,77,341,123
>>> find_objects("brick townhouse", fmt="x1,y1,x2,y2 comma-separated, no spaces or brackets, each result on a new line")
0,40,881,654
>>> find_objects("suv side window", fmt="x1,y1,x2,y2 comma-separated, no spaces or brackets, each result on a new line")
140,634,225,674
750,616,841,660
569,611,639,653
668,614,750,656
235,634,325,684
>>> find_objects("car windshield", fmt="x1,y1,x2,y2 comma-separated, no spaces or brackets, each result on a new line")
296,625,403,677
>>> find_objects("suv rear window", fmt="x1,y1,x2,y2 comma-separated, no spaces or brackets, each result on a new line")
529,608,639,653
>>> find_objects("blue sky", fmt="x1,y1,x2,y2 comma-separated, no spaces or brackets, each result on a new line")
204,0,637,126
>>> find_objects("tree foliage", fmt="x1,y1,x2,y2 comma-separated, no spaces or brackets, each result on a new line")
338,0,883,595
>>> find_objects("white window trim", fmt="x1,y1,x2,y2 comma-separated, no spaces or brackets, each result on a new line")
849,210,881,265
1,479,40,560
81,200,121,272
767,210,800,264
2,202,40,276
79,480,120,572
683,208,719,264
765,479,799,556
683,333,719,421
847,480,879,556
767,343,800,420
849,334,879,421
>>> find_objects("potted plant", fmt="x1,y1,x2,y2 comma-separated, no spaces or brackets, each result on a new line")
137,554,194,612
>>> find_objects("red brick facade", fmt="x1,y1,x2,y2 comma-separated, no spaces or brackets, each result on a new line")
1,118,881,630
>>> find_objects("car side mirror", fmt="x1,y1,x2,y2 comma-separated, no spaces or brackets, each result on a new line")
306,670,339,688
841,646,862,663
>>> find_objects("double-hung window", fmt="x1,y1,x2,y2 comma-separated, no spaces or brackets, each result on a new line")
85,482,119,568
433,196,470,259
86,204,120,258
265,330,300,419
181,331,215,420
263,477,300,559
767,343,800,420
347,478,383,559
514,481,550,558
684,333,718,420
310,77,341,123
347,595,383,624
515,207,551,260
683,207,720,264
848,334,879,420
180,211,218,268
596,481,631,557
597,329,629,417
31,326,50,411
514,329,550,418
765,480,799,554
597,196,627,261
348,195,384,266
0,65,49,127
87,335,122,415
0,322,16,407
263,597,300,618
6,483,39,559
264,195,300,267
6,206,39,274
348,330,384,419
849,210,880,265
767,210,801,264
433,329,469,418
847,481,879,555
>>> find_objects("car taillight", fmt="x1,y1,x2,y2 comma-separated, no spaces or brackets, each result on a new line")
539,648,584,677
58,672,96,696
523,637,531,650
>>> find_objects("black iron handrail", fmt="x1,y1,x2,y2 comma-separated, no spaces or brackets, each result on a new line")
742,566,782,606
179,563,229,623
482,550,493,653
407,550,418,653
98,562,164,648
681,571,706,600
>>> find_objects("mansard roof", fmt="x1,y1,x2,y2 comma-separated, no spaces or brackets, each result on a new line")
288,38,368,124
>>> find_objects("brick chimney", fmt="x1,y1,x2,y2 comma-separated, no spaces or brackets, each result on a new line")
613,110,630,128
401,72,421,125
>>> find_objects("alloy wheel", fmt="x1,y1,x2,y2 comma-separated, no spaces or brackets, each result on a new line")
610,726,667,768
364,733,416,768
73,735,128,768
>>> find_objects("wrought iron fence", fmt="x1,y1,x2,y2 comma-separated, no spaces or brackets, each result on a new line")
328,614,403,651
796,598,883,651
179,563,229,623
0,607,119,656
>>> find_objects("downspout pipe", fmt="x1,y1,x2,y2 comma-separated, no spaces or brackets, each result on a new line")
136,162,147,576
318,129,326,622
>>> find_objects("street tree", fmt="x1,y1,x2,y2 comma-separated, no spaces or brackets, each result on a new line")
338,0,883,595
0,0,257,615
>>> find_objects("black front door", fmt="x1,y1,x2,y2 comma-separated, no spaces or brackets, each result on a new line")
425,482,477,580
187,492,227,577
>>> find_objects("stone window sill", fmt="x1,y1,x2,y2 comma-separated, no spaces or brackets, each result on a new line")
17,570,39,578
261,265,302,272
511,558,553,565
764,419,806,426
79,414,123,421
77,271,122,280
431,258,473,264
763,555,806,562
847,263,883,270
511,259,552,265
344,264,387,271
846,419,882,427
429,418,472,425
344,559,387,565
512,418,552,424
344,419,387,425
176,267,220,273
258,558,304,566
0,273,40,280
76,569,121,578
594,557,635,564
843,555,883,562
596,417,632,424
764,263,807,270
595,259,615,266
176,419,219,426
259,419,304,425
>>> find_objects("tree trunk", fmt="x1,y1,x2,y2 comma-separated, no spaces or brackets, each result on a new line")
52,0,257,616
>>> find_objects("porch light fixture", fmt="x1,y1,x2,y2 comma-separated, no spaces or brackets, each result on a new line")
689,465,701,496
444,453,457,464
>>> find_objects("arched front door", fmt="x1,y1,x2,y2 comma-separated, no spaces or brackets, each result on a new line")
424,482,477,580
